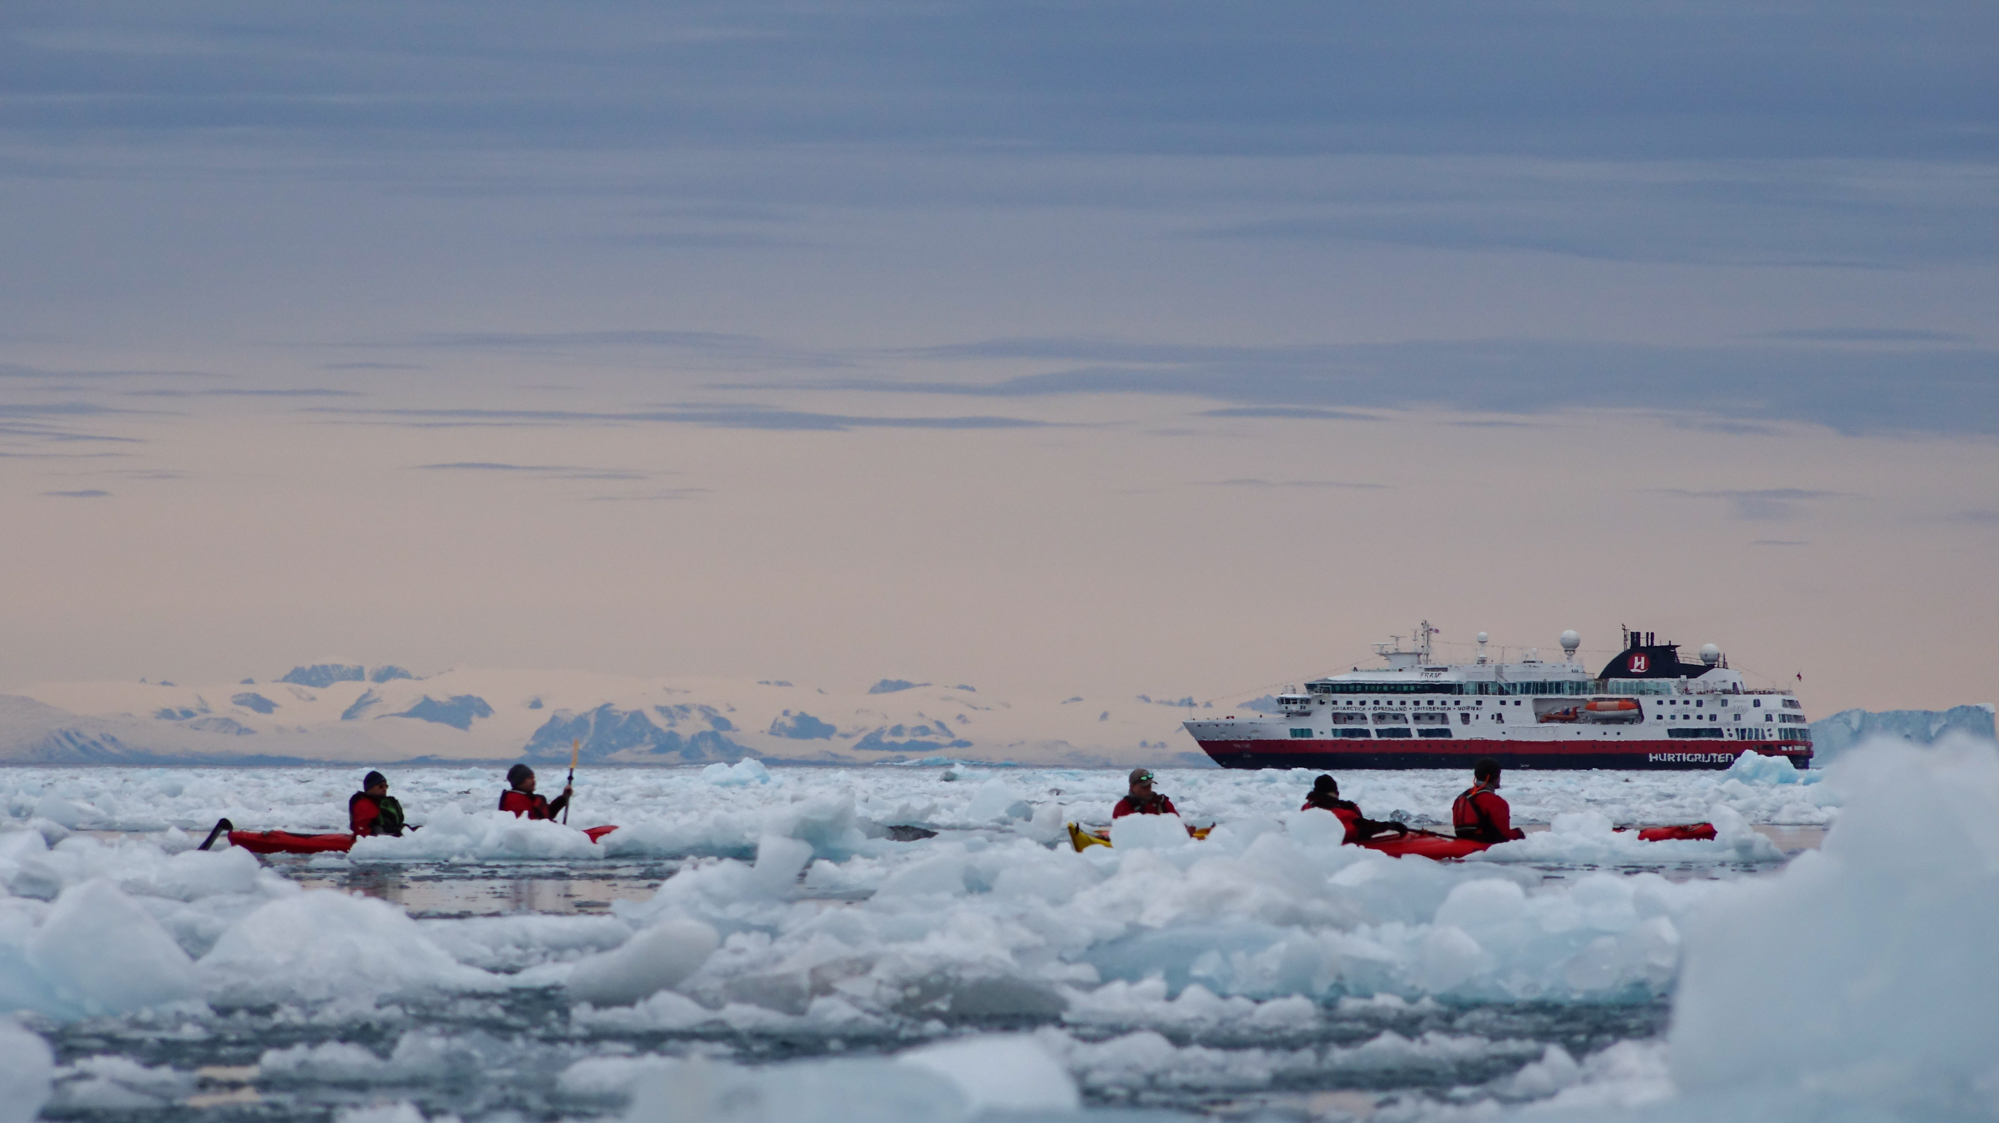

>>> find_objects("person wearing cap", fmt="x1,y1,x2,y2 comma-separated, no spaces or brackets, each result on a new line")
1301,774,1407,844
348,771,408,836
500,763,571,821
1112,768,1178,819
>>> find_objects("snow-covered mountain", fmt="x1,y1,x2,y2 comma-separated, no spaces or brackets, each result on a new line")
4,664,1218,767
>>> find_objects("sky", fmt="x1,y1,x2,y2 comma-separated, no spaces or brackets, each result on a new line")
1,0,1994,713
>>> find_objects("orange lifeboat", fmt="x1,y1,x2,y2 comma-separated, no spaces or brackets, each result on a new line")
1584,698,1641,712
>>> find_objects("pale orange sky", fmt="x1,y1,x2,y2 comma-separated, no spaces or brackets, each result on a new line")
1,3,1993,717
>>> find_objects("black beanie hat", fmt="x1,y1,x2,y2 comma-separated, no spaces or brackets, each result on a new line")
1312,774,1337,794
363,771,387,790
507,763,534,786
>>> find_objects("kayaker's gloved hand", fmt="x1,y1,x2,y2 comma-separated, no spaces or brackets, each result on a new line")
1389,821,1409,834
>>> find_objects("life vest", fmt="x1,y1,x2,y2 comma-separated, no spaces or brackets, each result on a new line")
1112,793,1178,818
350,793,407,836
499,789,551,819
1452,785,1507,842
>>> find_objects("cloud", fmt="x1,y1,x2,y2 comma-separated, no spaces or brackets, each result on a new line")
314,404,1053,433
810,336,1999,437
123,388,364,398
1751,539,1809,546
1206,478,1386,490
43,489,111,498
322,361,423,370
411,462,646,480
1755,328,1974,344
1199,407,1379,421
586,489,711,502
1950,510,1999,527
392,330,848,370
1654,488,1847,521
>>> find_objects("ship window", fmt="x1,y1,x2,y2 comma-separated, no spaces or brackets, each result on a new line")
1289,728,1312,738
1753,699,1762,707
1371,712,1408,725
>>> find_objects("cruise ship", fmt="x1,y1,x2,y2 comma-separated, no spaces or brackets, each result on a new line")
1184,623,1812,770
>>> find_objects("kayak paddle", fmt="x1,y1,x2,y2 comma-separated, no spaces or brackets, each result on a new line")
563,737,578,824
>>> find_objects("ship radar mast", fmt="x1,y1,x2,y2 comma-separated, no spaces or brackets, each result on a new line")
1373,620,1441,669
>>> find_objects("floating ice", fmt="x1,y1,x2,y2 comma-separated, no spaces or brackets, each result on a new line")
1469,808,1781,866
199,890,497,1002
0,1017,53,1123
349,806,605,862
1720,750,1814,786
567,918,719,1006
1107,813,1192,850
896,1034,1079,1113
16,879,200,1018
702,759,772,787
623,1056,970,1123
1667,736,1999,1119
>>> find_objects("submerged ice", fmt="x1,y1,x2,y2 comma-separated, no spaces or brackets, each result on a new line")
0,738,1991,1121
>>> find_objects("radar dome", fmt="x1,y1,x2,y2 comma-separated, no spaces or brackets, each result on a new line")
1559,630,1581,652
1699,643,1721,666
1477,632,1489,644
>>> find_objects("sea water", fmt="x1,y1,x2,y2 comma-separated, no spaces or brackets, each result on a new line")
0,740,1992,1123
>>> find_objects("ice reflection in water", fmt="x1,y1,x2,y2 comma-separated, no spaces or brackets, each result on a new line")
286,859,681,918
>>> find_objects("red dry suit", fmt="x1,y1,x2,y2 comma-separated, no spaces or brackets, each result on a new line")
499,788,569,820
1112,793,1178,819
1452,785,1526,842
1302,794,1403,844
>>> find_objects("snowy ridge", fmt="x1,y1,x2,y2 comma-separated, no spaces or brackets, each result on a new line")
9,667,1228,766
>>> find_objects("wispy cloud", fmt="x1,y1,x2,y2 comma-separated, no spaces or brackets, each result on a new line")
586,488,711,502
1754,328,1972,344
315,404,1052,433
805,336,1999,437
43,489,111,498
123,388,363,398
1200,407,1379,421
1751,539,1809,546
1206,478,1387,490
412,462,647,480
1654,488,1847,521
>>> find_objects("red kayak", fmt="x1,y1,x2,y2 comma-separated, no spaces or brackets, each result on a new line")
1358,831,1492,860
1629,823,1717,841
200,819,619,855
1357,822,1718,861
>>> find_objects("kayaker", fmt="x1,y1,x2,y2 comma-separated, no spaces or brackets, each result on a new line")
1112,768,1178,818
348,771,409,837
1301,775,1407,844
1452,759,1526,842
500,763,571,820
